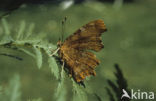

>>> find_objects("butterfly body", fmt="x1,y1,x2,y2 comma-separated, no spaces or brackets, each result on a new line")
58,19,107,82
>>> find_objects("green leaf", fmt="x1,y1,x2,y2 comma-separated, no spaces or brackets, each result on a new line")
72,80,88,101
1,18,10,35
0,35,13,45
34,46,42,69
44,43,57,55
16,20,26,40
0,74,21,101
55,67,66,101
49,44,57,50
25,23,35,39
55,86,67,101
48,57,59,79
19,48,35,58
9,74,21,101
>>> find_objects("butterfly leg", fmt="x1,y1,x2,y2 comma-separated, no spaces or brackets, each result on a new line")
50,48,60,56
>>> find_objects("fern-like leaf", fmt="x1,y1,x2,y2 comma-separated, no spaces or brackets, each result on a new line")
48,57,59,79
19,48,35,58
55,66,66,101
33,46,42,69
72,80,88,101
25,23,35,39
0,74,21,101
1,18,10,35
16,20,26,40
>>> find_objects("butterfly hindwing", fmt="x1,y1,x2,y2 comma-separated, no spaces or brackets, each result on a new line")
59,19,107,82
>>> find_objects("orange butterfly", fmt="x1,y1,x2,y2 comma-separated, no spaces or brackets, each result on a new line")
57,19,107,82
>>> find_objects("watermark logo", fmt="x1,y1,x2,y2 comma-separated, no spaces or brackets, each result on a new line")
121,89,130,99
121,89,155,100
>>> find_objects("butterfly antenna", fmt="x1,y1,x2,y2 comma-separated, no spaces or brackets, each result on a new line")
61,16,67,42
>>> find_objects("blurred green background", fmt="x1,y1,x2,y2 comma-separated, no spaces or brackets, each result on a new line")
0,0,156,101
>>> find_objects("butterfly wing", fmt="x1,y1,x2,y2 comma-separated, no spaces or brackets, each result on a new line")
59,19,107,82
63,19,107,51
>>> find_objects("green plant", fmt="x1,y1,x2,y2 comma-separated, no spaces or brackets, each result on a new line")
0,18,88,101
106,64,131,101
0,74,21,101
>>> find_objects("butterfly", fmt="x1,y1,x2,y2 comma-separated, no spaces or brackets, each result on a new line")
57,19,107,83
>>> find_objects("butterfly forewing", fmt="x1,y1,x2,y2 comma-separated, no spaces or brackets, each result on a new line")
58,19,107,82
